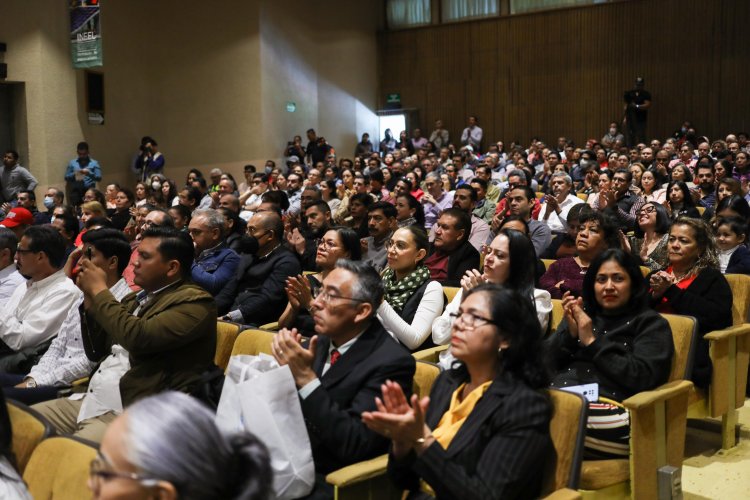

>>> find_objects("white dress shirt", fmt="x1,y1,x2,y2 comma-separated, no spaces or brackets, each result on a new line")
538,194,584,233
0,263,25,308
0,269,80,351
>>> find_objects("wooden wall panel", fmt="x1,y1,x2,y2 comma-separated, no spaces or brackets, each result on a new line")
378,0,749,148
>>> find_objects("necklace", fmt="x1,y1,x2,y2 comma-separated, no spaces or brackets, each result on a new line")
258,243,281,259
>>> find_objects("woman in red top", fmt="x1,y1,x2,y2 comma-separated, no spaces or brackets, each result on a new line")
649,217,732,387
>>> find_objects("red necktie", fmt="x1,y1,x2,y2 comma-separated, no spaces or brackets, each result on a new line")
329,349,341,367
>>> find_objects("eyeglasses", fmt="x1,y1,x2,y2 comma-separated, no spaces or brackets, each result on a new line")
89,453,160,488
317,239,339,250
246,227,269,238
312,287,365,304
449,310,494,328
638,205,656,216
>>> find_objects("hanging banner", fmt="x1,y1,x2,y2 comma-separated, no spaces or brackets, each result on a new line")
69,0,102,68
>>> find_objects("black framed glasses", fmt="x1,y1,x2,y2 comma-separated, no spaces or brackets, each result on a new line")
449,310,495,329
16,245,38,255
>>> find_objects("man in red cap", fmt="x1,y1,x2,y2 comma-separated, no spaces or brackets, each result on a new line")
0,207,33,239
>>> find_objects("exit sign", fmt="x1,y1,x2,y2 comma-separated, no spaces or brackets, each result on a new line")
386,93,401,104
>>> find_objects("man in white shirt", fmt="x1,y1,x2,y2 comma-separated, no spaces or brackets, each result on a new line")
538,172,583,234
2,229,133,405
460,115,483,151
0,226,80,372
0,229,24,307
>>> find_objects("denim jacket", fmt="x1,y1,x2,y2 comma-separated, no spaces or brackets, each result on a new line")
191,243,240,295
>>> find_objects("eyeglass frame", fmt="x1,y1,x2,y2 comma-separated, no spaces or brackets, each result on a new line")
311,287,366,304
89,452,161,488
15,245,39,255
449,310,495,329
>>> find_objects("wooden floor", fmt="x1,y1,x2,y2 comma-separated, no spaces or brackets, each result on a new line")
682,399,750,499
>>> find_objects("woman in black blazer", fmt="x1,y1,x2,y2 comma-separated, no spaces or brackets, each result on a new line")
650,217,733,387
362,285,552,499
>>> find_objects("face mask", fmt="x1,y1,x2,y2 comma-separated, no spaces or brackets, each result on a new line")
49,216,56,224
152,181,162,190
239,235,260,255
43,196,55,209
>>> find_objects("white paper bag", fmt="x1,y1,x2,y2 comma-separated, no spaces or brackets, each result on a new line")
216,354,315,500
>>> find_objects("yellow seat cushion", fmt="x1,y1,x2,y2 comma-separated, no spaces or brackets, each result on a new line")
24,436,97,500
579,459,629,490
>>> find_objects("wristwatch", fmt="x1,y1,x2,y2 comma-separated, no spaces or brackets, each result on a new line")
25,378,37,388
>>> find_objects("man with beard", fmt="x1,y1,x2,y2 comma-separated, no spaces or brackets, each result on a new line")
694,164,716,209
293,201,331,272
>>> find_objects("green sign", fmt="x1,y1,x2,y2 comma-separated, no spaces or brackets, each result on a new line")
286,101,296,113
386,93,401,104
70,1,103,69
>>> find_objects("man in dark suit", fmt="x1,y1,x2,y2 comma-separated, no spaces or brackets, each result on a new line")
272,260,416,498
424,208,480,286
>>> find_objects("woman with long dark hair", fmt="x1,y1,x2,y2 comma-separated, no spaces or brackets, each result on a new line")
364,285,552,499
395,193,426,230
433,229,552,368
666,180,700,220
548,249,673,458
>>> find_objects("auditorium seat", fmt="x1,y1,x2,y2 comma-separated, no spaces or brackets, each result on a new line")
7,399,54,474
259,322,280,331
215,320,241,371
541,390,587,498
230,329,275,358
23,436,97,500
687,274,750,450
542,259,556,271
324,361,441,499
412,344,448,363
442,286,460,305
578,314,696,498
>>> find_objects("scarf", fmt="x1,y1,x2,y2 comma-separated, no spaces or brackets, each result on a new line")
382,265,431,313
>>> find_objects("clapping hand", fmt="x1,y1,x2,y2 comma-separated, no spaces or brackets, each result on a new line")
271,328,318,388
285,275,313,311
362,380,432,458
649,271,674,298
460,269,486,294
561,291,595,346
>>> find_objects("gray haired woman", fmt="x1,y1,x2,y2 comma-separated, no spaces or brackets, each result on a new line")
91,392,272,500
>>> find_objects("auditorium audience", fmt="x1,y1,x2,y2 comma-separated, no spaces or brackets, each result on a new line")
548,249,673,458
362,201,397,273
537,172,584,233
94,391,272,500
0,229,23,307
377,226,443,351
33,227,216,443
650,217,732,387
541,203,590,260
540,210,620,299
623,201,671,271
217,212,301,326
1,229,131,405
433,229,552,369
271,260,416,498
188,209,241,295
424,209,480,286
0,226,81,373
715,216,750,274
364,285,551,499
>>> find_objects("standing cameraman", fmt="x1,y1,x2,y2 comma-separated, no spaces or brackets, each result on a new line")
133,136,165,182
623,77,652,147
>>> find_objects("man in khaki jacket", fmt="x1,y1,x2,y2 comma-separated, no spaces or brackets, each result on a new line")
33,227,216,442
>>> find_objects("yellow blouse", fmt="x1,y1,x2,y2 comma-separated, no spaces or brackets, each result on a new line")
431,381,493,450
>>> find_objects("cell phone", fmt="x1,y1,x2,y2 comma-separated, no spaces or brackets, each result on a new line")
86,246,93,260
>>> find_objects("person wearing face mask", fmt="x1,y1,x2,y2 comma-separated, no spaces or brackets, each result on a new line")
64,142,101,207
43,187,65,219
216,212,301,326
601,122,625,149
